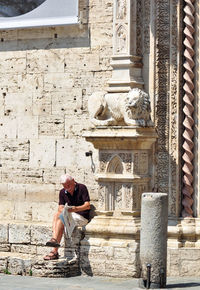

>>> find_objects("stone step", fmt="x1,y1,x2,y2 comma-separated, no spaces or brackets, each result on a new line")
0,251,80,277
0,220,84,255
0,220,85,277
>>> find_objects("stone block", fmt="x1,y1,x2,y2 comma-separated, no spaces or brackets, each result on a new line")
0,183,8,198
7,184,26,201
0,74,19,93
25,184,55,202
18,73,44,93
32,92,52,116
56,139,97,171
0,140,29,168
27,49,65,73
13,202,32,221
17,116,38,139
65,117,91,138
0,51,26,73
30,224,52,246
32,202,58,223
104,260,139,278
29,139,56,168
51,91,78,116
31,202,57,222
114,247,134,259
0,117,17,138
9,224,31,244
90,22,112,47
42,168,65,185
0,201,14,220
0,256,8,272
8,255,33,275
0,224,8,243
2,168,43,184
64,52,100,72
56,139,77,167
0,244,10,252
43,73,74,92
32,257,80,277
11,244,37,255
4,92,32,116
38,115,64,138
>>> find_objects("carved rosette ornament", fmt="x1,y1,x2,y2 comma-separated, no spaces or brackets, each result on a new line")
182,0,195,217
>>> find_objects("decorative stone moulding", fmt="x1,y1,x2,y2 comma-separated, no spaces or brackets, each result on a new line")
167,218,200,249
84,127,157,220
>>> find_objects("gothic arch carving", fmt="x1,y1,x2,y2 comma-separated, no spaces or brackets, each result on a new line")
106,155,124,174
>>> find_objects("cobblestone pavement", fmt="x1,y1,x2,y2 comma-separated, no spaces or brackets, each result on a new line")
0,274,200,290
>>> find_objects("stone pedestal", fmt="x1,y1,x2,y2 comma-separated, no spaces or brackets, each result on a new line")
82,127,157,277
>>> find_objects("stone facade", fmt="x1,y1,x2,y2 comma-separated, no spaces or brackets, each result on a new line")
0,0,199,279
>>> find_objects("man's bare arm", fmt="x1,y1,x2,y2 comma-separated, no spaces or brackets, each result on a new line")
58,205,64,213
68,201,90,213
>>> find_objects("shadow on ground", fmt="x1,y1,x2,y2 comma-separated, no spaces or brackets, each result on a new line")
167,282,200,288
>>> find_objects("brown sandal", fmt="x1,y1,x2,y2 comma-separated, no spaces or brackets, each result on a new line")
44,251,59,260
46,238,60,248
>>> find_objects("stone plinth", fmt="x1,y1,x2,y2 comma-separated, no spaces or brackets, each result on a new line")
83,127,157,276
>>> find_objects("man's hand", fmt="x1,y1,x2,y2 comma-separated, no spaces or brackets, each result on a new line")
68,201,90,213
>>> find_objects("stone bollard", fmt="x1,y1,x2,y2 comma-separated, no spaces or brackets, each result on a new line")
139,192,168,289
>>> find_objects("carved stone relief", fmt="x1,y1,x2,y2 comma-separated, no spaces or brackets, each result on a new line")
132,183,148,210
115,183,123,209
88,88,152,127
99,152,113,172
123,183,133,210
98,183,105,210
107,155,123,174
118,153,132,172
154,1,170,196
98,182,149,212
133,151,148,175
116,25,127,54
98,148,150,212
136,0,142,56
99,151,132,173
116,0,126,19
153,0,181,217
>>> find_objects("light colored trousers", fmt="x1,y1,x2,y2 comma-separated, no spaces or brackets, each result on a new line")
59,209,88,238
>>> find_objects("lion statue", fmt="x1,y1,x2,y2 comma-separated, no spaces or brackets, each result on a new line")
88,88,152,127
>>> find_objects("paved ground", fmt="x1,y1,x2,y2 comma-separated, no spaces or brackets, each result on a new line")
0,274,200,290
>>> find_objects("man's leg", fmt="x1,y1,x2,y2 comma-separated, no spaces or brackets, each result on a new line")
44,211,64,260
52,211,64,253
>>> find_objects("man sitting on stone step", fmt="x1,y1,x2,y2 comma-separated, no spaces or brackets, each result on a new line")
44,174,90,260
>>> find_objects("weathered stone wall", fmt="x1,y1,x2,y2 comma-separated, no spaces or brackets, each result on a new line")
0,0,115,222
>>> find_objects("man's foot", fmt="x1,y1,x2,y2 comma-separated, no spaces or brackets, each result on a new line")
46,238,60,248
43,251,59,260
